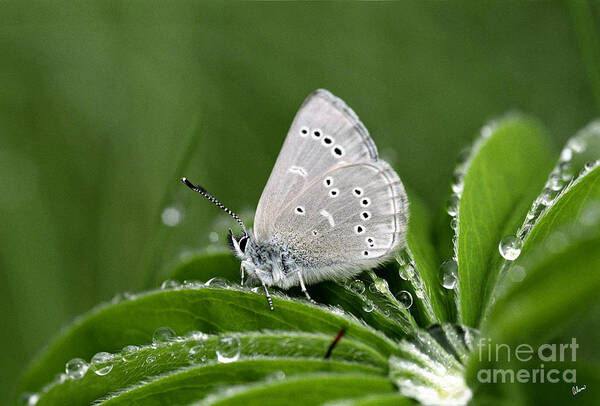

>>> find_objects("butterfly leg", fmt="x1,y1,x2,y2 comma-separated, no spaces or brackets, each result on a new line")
240,263,245,287
298,271,317,305
260,279,274,311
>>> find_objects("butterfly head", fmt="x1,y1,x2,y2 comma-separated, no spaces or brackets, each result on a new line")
227,229,251,260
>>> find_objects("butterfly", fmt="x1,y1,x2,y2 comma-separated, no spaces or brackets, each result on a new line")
182,89,408,310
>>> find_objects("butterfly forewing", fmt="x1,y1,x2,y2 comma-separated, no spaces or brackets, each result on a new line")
254,89,379,241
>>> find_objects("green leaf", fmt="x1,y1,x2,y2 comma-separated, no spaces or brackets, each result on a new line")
99,360,382,406
404,189,451,324
468,218,600,405
36,332,383,406
515,165,600,263
194,373,396,406
20,288,396,394
324,393,414,406
455,115,554,327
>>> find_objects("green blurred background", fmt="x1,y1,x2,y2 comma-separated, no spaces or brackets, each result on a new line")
1,1,598,403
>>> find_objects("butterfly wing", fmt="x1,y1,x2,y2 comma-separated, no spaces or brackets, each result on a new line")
267,160,408,284
254,89,378,241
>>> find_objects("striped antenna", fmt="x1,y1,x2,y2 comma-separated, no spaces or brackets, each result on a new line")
181,177,247,234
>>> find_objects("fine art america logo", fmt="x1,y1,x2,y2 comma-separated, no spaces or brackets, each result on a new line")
476,338,578,384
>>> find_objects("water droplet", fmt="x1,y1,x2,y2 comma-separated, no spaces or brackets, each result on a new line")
398,263,415,281
209,231,219,243
153,327,176,344
537,188,556,206
161,279,179,290
361,300,375,312
560,147,573,162
121,345,139,362
548,175,564,191
397,290,413,309
187,339,206,364
65,358,89,380
347,279,365,294
415,288,425,299
123,291,137,300
451,172,464,194
559,161,575,181
216,335,241,363
161,206,182,227
370,278,389,294
450,217,459,231
481,124,494,139
568,137,586,153
20,393,39,406
206,277,228,288
439,260,458,290
91,352,114,376
446,194,460,217
396,249,411,266
509,265,526,283
498,236,523,260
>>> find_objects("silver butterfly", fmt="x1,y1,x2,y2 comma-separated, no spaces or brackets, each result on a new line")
183,89,408,310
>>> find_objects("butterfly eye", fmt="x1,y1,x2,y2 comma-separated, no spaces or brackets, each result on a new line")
238,236,248,253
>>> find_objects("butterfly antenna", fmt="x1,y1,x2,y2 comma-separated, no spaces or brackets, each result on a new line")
181,177,247,233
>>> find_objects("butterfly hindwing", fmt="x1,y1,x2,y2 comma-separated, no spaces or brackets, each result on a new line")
266,160,408,284
254,89,378,241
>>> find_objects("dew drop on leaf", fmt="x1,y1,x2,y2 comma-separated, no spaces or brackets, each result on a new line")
439,260,458,290
187,344,206,364
446,194,460,217
398,263,415,281
498,235,523,260
20,393,39,406
153,327,176,344
361,300,375,313
397,290,413,309
121,345,139,362
91,352,114,376
216,335,241,363
160,279,179,290
347,279,365,294
205,277,228,288
65,358,88,380
369,278,389,294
